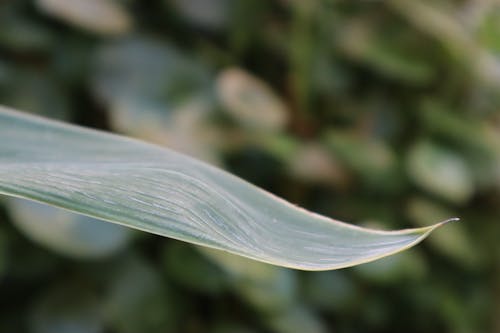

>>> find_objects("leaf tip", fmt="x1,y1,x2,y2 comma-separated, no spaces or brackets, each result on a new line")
438,217,460,226
423,217,460,235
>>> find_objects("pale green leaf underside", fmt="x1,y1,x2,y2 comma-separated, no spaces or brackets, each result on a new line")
0,106,453,270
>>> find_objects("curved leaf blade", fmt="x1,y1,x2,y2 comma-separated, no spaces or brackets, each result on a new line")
0,106,454,270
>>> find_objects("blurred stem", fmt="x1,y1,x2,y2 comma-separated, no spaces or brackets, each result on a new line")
387,0,500,86
289,1,316,115
494,230,500,332
387,0,473,55
229,0,263,59
495,274,500,333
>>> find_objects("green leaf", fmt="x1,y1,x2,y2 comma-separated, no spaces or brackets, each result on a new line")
29,284,103,333
406,140,474,204
8,198,131,259
0,106,454,270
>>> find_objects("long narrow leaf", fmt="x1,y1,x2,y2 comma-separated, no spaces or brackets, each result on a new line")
0,106,454,270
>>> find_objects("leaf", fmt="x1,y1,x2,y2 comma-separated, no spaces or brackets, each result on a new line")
103,255,176,332
30,284,103,333
216,67,289,131
267,306,327,333
36,0,132,36
0,106,455,270
8,198,131,259
406,140,474,204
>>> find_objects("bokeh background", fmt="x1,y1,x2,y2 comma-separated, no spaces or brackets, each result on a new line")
0,0,499,332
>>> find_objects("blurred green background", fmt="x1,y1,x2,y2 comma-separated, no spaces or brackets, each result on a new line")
0,0,499,332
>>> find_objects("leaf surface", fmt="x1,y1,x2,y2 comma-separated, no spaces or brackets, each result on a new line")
0,106,453,270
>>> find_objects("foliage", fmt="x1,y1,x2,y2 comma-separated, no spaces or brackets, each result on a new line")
0,0,499,332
